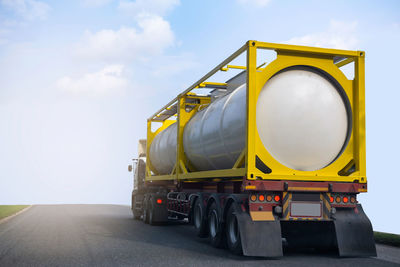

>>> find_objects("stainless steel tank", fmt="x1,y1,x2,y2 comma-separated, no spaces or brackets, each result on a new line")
149,123,177,175
149,67,351,175
183,84,246,171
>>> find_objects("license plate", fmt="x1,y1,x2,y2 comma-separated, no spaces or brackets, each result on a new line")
290,202,322,217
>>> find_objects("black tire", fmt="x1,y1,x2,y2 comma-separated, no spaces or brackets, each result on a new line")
193,198,208,238
226,204,242,255
143,195,150,224
148,197,156,225
132,195,141,220
132,209,141,220
208,202,225,248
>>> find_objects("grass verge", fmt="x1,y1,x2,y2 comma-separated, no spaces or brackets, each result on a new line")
0,205,29,220
374,231,400,247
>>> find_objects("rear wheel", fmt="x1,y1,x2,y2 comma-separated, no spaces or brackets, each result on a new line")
208,202,225,247
142,195,150,224
193,198,208,237
132,195,141,220
226,204,242,255
148,198,156,225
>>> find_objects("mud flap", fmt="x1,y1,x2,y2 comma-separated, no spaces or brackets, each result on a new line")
235,207,283,257
333,204,376,257
151,194,168,223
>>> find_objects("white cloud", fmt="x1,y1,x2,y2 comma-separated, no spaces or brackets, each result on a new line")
74,14,175,63
118,0,179,17
151,53,198,77
1,0,50,20
82,0,113,7
56,65,128,97
237,0,271,7
286,20,359,50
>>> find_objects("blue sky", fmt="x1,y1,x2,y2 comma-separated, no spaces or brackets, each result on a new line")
0,0,399,234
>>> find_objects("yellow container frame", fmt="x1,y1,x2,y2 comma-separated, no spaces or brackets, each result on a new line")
146,41,366,185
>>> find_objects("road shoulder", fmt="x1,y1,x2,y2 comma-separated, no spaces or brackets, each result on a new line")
0,205,32,224
376,244,400,264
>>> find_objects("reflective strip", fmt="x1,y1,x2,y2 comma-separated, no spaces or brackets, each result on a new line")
321,193,331,220
245,185,256,190
282,192,291,220
250,211,275,221
288,187,328,192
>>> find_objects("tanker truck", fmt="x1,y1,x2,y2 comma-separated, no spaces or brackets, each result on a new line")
128,41,376,257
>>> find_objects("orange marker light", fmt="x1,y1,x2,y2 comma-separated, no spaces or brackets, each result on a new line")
259,195,265,202
350,196,356,203
336,196,341,203
266,195,272,202
329,196,334,203
156,198,163,204
274,195,280,202
250,194,257,202
343,196,349,203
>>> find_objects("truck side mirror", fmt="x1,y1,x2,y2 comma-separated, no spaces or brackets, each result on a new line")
128,165,133,172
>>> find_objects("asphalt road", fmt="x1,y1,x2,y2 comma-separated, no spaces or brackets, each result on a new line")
0,205,399,267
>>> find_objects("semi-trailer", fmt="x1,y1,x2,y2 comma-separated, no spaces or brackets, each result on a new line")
128,41,376,257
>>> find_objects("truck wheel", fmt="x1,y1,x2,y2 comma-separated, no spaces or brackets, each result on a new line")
148,198,156,225
143,195,149,224
132,195,141,220
132,209,140,220
226,204,242,255
193,198,208,237
208,202,225,247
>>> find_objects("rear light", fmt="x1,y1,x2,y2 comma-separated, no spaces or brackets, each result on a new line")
249,193,281,202
332,194,356,204
329,196,334,203
156,198,163,204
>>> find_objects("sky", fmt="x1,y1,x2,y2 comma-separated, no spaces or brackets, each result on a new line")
0,0,399,234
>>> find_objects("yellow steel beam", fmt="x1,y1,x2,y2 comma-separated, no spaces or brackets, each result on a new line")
179,160,188,174
147,174,176,181
245,41,257,179
354,51,367,182
148,168,246,182
227,65,246,70
254,40,361,57
233,149,246,169
197,82,227,88
178,168,246,180
336,57,355,68
220,62,266,72
256,62,266,69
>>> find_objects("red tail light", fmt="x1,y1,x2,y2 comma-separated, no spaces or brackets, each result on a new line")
156,198,163,204
343,196,349,203
258,195,265,202
274,195,280,202
329,196,334,203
